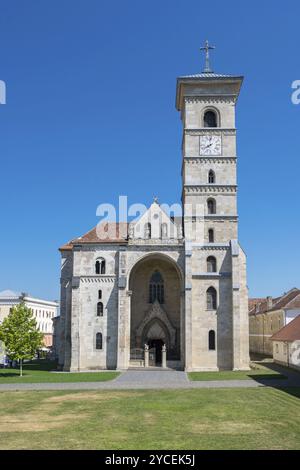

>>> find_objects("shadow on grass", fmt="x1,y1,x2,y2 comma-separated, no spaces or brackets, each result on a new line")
247,373,287,380
0,372,22,378
248,362,300,399
0,359,58,378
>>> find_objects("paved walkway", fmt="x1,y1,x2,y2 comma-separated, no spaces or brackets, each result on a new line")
0,365,299,391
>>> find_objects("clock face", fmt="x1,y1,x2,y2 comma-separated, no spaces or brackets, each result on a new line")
200,135,222,156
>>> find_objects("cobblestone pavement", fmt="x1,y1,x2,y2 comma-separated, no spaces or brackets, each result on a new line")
0,365,299,391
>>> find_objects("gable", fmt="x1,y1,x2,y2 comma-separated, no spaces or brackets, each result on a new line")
129,202,179,240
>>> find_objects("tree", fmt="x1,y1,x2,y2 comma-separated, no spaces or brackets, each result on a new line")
0,303,44,376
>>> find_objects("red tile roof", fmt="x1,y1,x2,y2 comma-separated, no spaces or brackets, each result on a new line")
270,315,300,342
281,293,300,310
59,223,128,251
249,288,300,315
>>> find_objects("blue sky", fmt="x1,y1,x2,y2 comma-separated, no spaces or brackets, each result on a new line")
0,0,299,300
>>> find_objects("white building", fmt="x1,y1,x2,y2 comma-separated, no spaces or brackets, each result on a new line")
0,290,59,352
271,315,300,371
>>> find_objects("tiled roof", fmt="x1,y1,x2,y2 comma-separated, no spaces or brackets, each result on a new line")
270,315,300,342
59,223,129,251
178,73,242,80
249,288,300,315
248,298,265,310
284,293,300,310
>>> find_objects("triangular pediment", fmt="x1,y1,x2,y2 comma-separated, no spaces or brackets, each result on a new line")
135,300,176,347
128,201,180,240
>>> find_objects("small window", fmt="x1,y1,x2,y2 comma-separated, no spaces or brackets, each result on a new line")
98,289,102,299
208,170,215,184
161,223,168,238
207,198,216,215
207,256,217,273
96,332,103,350
144,223,151,239
204,110,217,128
275,344,279,353
208,229,214,243
207,287,217,310
149,270,164,304
95,258,106,274
97,302,103,317
209,330,216,350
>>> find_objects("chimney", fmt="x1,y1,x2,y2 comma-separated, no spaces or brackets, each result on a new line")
267,296,273,310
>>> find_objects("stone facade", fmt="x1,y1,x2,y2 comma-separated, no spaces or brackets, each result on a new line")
249,289,300,356
56,66,250,371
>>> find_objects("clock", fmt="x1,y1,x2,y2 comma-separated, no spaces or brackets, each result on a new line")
200,135,222,156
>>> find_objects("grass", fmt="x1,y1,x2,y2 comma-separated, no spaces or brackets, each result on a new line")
0,387,300,449
0,360,119,383
188,363,287,381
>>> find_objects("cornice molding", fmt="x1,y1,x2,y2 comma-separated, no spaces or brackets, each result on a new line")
191,272,232,279
184,96,236,105
192,244,230,251
183,157,236,164
80,276,116,284
183,185,237,194
204,215,238,220
185,128,236,136
128,239,183,246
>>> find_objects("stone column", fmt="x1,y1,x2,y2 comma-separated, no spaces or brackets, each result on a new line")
117,250,131,370
184,240,193,371
162,344,167,368
144,344,149,368
231,240,251,370
117,288,131,369
68,276,81,372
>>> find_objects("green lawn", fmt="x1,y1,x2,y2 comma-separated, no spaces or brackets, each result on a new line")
0,387,299,449
188,363,287,381
0,360,119,383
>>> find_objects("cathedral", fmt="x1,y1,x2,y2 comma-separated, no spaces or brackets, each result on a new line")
56,44,250,372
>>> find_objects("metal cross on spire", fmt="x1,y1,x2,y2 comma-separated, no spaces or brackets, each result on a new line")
200,40,215,73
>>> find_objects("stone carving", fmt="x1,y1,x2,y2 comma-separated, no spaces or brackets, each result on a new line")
128,224,134,239
135,300,176,348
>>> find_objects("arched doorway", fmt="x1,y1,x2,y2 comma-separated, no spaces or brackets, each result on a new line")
129,253,182,368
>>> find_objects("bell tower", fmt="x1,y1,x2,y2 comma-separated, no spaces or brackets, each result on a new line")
176,42,249,371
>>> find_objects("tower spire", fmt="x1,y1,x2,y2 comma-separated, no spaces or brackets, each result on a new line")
200,40,215,73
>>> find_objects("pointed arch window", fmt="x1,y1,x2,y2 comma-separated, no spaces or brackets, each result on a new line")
208,229,214,243
95,258,106,274
149,270,164,304
207,287,217,310
209,330,216,350
161,222,168,238
96,332,103,350
207,256,217,273
204,110,217,128
97,302,103,317
208,170,215,184
207,198,216,215
144,223,151,239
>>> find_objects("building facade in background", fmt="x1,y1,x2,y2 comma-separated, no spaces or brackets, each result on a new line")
249,288,300,356
57,51,249,372
0,290,59,355
271,315,300,371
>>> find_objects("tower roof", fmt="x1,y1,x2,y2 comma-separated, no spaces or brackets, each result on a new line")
178,72,242,80
176,72,244,111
